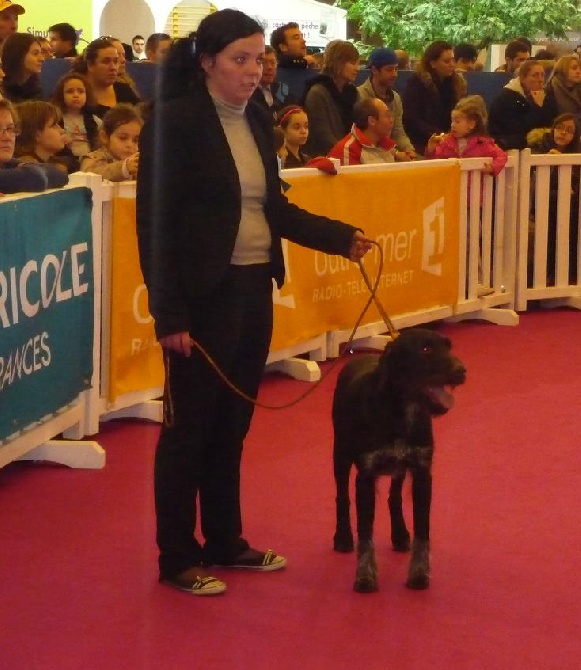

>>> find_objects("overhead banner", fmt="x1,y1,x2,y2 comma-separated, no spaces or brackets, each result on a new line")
0,188,94,443
109,197,164,401
271,164,461,351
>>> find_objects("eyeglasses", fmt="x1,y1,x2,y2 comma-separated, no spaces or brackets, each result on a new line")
0,125,18,137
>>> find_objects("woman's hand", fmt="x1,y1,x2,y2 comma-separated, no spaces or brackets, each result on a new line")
349,231,373,261
159,331,192,357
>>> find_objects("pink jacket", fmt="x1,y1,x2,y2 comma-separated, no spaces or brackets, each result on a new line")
426,134,507,176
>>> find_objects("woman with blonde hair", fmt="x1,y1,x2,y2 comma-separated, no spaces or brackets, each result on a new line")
545,54,581,117
302,39,360,155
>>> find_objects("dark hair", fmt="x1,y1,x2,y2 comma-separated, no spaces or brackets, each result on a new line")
159,10,264,101
14,100,61,156
132,35,144,43
352,97,379,130
322,40,360,80
2,33,42,85
51,72,96,111
454,43,478,62
273,126,285,152
48,22,77,45
420,40,453,75
549,113,581,153
533,49,556,60
505,40,530,60
270,22,299,54
72,37,117,74
276,104,306,128
101,103,143,137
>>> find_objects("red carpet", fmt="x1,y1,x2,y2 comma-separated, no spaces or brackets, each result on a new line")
1,310,580,669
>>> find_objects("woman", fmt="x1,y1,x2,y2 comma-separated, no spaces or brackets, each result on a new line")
136,10,372,596
109,37,141,99
489,59,557,150
302,40,360,156
545,54,581,118
1,32,44,103
402,40,466,155
72,37,139,118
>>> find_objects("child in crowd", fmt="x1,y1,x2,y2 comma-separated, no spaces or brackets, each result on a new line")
52,73,101,166
14,100,75,175
527,113,581,284
425,95,507,176
276,105,311,168
81,104,141,181
0,98,68,193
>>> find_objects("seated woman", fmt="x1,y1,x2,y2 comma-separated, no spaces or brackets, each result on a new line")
2,33,44,103
72,38,139,119
0,99,68,193
302,40,360,156
402,40,466,155
545,55,581,118
489,59,557,150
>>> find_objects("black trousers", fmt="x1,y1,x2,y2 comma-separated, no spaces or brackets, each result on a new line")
154,264,274,579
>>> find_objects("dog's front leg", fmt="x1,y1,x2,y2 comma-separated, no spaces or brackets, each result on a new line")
406,467,432,590
354,470,378,592
389,474,411,552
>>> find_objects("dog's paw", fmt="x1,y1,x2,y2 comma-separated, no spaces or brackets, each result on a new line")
406,539,430,589
405,572,430,590
354,576,379,593
333,532,354,553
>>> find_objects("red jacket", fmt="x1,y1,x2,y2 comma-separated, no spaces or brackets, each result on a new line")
328,124,396,165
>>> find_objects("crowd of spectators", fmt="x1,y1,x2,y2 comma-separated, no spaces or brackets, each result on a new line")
0,1,580,197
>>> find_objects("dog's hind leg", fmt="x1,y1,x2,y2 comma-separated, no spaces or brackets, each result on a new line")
406,467,432,590
388,474,411,552
333,443,354,552
354,471,379,592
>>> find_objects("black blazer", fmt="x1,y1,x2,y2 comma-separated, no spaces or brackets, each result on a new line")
136,84,357,339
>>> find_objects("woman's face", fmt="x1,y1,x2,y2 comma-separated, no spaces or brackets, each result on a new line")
340,59,360,84
0,108,16,166
201,32,265,106
567,59,581,85
553,118,577,148
521,64,545,92
87,46,119,87
23,41,43,77
111,40,126,75
430,49,455,78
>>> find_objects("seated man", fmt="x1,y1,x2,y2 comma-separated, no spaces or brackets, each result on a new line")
358,47,416,158
495,39,530,73
270,22,316,68
454,43,479,72
48,22,77,58
144,33,172,64
328,97,410,165
250,45,290,122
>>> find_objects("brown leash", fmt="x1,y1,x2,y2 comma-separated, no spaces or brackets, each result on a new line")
163,242,399,426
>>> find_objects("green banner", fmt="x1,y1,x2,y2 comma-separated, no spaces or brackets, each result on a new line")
0,188,94,443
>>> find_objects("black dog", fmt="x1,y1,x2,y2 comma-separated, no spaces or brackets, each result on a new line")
332,328,466,593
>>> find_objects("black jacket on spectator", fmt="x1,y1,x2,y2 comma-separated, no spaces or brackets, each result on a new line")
3,76,44,103
402,71,466,155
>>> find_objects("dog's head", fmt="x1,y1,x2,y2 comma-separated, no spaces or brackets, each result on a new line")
377,328,466,415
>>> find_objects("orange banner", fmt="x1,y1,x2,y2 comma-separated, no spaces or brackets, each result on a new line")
109,197,164,401
271,164,460,351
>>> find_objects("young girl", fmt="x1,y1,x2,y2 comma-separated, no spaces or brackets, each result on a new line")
276,105,311,168
426,95,507,176
14,100,75,174
52,73,101,165
81,104,141,181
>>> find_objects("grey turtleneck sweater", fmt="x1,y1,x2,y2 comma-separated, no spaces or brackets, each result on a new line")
212,95,272,266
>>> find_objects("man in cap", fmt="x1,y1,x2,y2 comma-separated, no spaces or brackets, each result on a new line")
357,47,416,159
0,1,24,47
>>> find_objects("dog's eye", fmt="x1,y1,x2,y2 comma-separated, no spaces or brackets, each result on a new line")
421,346,432,354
